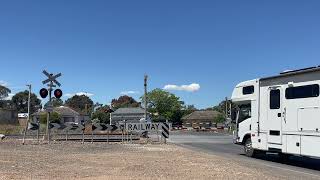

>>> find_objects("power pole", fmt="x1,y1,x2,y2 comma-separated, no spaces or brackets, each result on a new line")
144,75,148,121
22,84,31,145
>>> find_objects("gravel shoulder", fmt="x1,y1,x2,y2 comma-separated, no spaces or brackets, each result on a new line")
0,139,308,180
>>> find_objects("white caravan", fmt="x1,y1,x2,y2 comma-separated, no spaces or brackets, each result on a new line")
231,67,320,158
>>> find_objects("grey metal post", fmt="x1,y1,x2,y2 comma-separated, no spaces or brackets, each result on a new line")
46,83,53,144
130,132,132,143
122,130,124,143
225,97,228,119
65,130,68,142
22,84,31,145
144,75,148,120
109,113,112,125
37,121,40,144
91,129,94,144
82,129,85,144
107,131,109,144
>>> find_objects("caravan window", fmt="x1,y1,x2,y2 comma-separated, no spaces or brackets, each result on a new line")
285,84,319,99
270,89,280,109
243,86,254,95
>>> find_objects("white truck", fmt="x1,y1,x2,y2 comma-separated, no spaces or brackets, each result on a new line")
231,66,320,158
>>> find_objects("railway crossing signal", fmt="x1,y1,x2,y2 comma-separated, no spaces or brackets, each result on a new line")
41,70,62,143
54,89,63,99
40,88,48,98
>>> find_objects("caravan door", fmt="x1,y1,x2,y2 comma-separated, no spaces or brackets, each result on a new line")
267,87,283,144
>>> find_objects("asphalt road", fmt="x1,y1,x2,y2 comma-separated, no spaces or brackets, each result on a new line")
169,131,320,179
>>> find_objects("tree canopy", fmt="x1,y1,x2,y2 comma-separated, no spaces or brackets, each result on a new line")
65,95,94,114
0,85,11,100
91,105,111,123
142,89,184,122
111,95,140,109
11,90,41,113
51,97,64,107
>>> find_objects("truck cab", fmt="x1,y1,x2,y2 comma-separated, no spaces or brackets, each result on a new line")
231,79,259,156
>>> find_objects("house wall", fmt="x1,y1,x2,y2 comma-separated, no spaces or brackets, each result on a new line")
0,109,18,124
111,113,146,124
183,119,213,129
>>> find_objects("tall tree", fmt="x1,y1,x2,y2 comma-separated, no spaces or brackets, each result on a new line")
111,95,140,109
142,89,184,122
0,85,11,100
91,105,111,123
212,99,236,115
51,97,64,107
65,95,94,114
11,90,41,113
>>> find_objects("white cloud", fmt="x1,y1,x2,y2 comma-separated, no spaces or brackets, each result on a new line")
120,91,140,95
4,93,15,100
64,92,94,97
163,83,200,92
0,80,8,86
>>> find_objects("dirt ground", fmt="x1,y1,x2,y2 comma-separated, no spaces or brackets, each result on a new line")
0,139,293,180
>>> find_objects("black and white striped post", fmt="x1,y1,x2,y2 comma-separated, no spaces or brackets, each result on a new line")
161,122,170,144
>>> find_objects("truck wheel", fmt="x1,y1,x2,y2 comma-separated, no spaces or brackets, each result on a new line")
244,138,255,157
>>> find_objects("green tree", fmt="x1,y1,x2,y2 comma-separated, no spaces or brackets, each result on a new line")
12,90,41,113
213,113,225,124
0,85,11,100
51,97,63,107
142,89,184,122
91,105,111,123
39,112,61,124
111,95,140,109
65,95,94,114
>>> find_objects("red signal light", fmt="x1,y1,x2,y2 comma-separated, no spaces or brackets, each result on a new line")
54,89,63,99
39,88,48,99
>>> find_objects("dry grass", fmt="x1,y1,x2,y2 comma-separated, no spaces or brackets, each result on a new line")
0,124,23,135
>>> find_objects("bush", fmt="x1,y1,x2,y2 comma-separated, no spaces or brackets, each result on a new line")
39,112,61,124
213,113,225,124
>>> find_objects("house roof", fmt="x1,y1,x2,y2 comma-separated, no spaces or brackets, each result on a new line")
112,107,147,115
33,106,80,116
181,111,221,121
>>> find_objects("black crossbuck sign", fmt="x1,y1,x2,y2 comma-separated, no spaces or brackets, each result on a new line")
49,123,85,131
28,122,39,131
161,122,169,139
92,124,118,132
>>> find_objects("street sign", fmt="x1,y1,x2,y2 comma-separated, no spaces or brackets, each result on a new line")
92,124,119,132
161,122,169,139
49,123,67,130
49,123,84,131
126,123,161,132
28,122,39,131
92,123,111,132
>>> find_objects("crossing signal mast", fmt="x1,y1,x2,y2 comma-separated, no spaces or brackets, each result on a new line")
40,70,62,143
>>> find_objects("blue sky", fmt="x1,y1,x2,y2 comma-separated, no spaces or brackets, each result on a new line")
0,0,320,108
